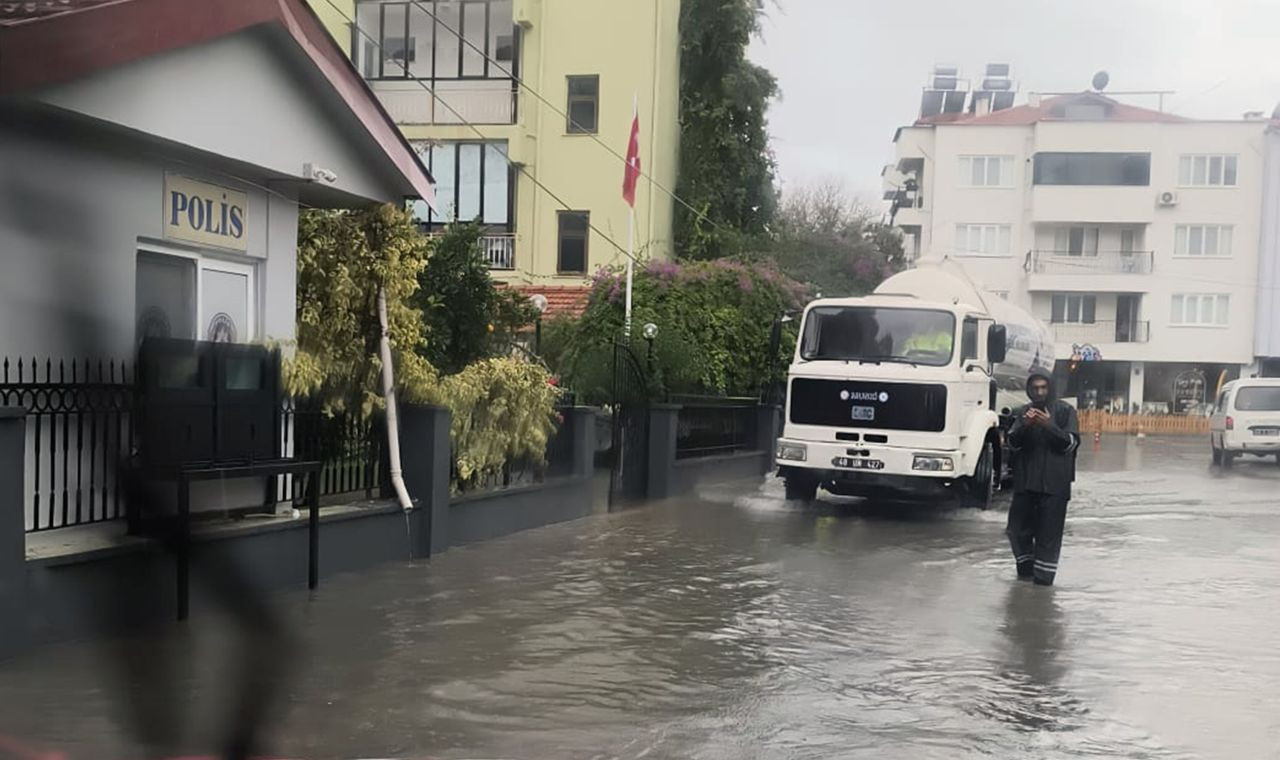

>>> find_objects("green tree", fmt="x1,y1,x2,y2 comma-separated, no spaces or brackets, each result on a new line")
675,0,779,260
543,260,806,403
762,182,907,296
415,221,537,374
286,204,436,415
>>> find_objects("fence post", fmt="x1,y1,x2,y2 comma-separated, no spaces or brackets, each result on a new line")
756,404,781,474
647,404,681,500
399,404,451,557
0,407,26,658
566,407,596,479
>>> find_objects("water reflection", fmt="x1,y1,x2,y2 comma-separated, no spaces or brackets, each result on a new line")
982,585,1087,733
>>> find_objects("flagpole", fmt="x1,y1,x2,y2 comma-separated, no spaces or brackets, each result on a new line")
624,93,637,338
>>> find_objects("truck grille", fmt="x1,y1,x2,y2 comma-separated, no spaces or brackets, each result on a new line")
789,378,947,432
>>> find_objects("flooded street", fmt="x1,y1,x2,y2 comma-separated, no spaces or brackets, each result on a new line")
3,436,1280,759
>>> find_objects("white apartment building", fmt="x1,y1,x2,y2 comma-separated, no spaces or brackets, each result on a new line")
886,71,1270,415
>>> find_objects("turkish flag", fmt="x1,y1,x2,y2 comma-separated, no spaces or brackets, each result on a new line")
622,112,641,207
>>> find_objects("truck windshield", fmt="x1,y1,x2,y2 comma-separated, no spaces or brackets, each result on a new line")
1234,387,1280,411
799,306,956,366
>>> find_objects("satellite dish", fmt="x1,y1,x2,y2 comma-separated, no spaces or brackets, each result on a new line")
1091,71,1110,91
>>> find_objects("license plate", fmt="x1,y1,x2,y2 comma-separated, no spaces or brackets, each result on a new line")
833,457,884,470
1255,428,1280,437
851,405,875,421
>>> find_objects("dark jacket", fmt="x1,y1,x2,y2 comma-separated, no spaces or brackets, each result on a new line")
1008,379,1080,497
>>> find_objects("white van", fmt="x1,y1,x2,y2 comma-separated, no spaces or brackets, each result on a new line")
1210,379,1280,467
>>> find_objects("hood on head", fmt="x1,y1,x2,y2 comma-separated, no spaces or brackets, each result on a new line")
1026,371,1055,402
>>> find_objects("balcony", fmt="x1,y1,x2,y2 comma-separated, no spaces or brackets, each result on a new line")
1026,250,1154,292
1051,320,1150,345
372,80,518,125
481,234,515,270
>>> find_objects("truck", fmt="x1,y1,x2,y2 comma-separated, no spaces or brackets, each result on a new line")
775,264,1055,508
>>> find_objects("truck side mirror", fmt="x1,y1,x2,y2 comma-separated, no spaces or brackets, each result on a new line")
988,324,1008,364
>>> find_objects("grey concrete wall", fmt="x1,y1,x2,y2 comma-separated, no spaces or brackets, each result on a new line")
647,405,680,500
22,504,409,647
671,451,770,498
34,28,405,205
447,478,594,547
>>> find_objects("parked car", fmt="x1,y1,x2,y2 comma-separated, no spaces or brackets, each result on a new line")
1210,379,1280,467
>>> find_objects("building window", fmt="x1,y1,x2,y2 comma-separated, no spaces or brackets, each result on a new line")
1174,225,1234,257
1171,294,1229,326
1032,152,1151,186
409,141,512,228
136,250,256,345
955,224,1012,257
566,75,599,134
959,156,1014,187
1178,155,1238,187
1051,294,1096,324
1048,226,1101,256
961,318,979,361
557,211,590,273
354,0,516,81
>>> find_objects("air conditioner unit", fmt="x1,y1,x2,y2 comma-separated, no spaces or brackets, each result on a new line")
1157,190,1179,207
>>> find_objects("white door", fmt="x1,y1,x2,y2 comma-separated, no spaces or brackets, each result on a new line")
200,261,255,344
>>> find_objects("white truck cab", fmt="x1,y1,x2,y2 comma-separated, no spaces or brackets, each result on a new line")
775,266,1054,507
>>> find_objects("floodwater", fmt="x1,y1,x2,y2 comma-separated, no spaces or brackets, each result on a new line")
3,436,1280,759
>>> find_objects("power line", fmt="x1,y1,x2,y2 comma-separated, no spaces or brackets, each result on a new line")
322,0,639,265
396,0,733,238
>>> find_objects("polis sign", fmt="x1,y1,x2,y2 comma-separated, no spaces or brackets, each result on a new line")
163,174,247,251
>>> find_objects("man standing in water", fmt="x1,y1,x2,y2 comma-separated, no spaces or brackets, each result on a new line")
1007,372,1080,586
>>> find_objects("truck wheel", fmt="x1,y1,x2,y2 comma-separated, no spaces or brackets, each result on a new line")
963,441,996,510
1222,450,1236,469
784,474,819,503
1211,445,1222,466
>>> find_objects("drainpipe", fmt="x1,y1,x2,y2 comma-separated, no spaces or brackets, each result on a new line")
378,286,413,512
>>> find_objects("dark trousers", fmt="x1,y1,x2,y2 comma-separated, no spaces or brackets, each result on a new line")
1007,491,1069,585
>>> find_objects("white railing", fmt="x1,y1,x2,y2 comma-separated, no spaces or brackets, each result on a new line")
372,80,517,125
481,234,515,270
1028,250,1154,275
1051,320,1150,344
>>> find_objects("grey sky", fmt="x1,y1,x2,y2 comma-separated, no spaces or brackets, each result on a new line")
748,0,1280,203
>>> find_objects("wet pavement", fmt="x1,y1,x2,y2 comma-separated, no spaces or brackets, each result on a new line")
3,436,1280,759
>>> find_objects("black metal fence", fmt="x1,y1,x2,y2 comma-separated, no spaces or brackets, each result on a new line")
0,358,136,532
671,395,759,460
274,401,386,506
1,357,389,531
1,356,581,528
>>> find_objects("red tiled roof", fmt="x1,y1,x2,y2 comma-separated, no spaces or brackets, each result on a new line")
915,92,1189,127
512,285,592,320
0,0,435,205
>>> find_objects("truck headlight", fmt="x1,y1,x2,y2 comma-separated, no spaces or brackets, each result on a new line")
777,443,807,461
912,454,954,472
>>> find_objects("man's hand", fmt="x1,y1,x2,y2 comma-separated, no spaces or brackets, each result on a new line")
1024,408,1049,425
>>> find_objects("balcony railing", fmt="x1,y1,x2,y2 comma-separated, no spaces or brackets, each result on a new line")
372,81,518,125
1027,250,1154,275
1051,320,1150,344
481,234,515,270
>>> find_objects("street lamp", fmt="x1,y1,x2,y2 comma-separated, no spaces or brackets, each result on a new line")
642,322,658,371
530,294,548,355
